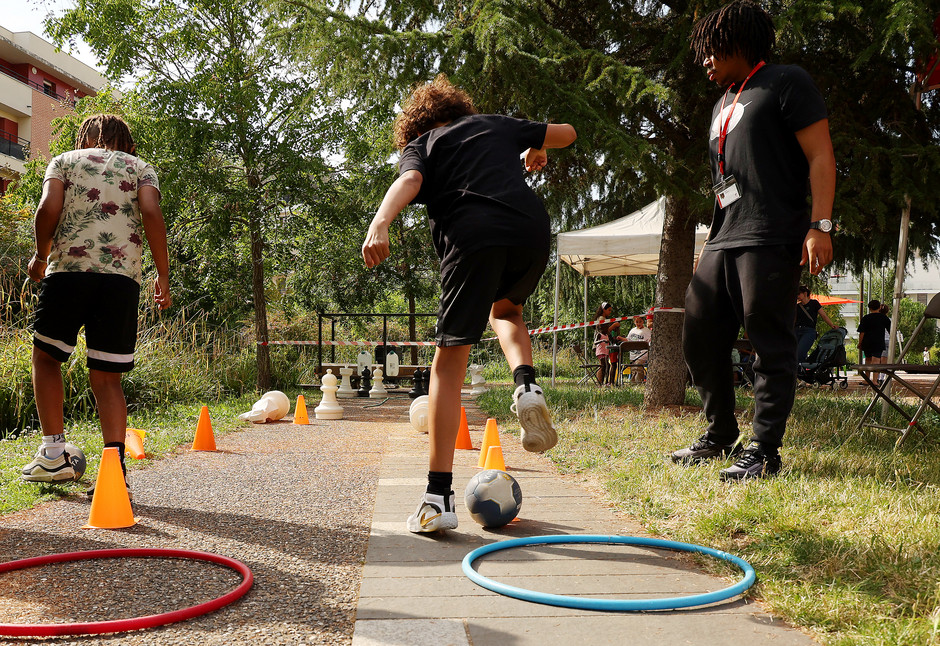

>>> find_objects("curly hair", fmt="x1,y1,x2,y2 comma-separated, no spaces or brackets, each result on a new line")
393,75,477,150
690,0,775,66
75,114,136,154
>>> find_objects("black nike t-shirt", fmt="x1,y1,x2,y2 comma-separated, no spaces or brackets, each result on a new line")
397,114,549,267
706,64,828,249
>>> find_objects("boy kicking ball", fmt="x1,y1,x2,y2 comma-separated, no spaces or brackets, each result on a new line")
362,75,576,533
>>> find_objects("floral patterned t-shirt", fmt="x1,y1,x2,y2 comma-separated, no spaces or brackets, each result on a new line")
43,148,160,284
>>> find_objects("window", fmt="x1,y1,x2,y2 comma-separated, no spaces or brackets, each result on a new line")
43,79,56,97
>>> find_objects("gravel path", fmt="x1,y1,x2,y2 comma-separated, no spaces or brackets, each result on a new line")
0,396,416,645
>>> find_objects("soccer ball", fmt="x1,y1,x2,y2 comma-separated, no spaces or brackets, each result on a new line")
464,470,522,528
64,443,86,481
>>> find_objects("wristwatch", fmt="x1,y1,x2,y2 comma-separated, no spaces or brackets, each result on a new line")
809,219,833,233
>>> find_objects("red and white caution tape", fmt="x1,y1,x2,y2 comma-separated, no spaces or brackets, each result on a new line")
258,307,685,346
258,340,436,347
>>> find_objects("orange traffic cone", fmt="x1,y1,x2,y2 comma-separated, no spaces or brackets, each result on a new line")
483,444,507,471
478,418,500,468
191,405,217,451
84,447,136,529
294,395,310,425
455,406,473,450
125,428,146,459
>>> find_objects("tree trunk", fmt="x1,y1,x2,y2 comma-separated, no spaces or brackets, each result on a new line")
644,195,696,409
249,214,271,391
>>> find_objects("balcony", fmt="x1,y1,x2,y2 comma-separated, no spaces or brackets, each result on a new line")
0,61,77,107
0,133,28,161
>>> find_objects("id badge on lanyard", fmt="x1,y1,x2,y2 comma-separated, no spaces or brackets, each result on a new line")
713,61,765,208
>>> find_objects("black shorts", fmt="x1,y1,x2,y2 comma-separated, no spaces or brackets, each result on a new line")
437,246,549,346
33,272,141,373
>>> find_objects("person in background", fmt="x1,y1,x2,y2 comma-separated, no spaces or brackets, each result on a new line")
795,285,838,363
858,300,891,368
625,315,652,382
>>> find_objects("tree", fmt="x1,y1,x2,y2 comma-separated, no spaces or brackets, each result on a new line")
274,0,940,407
47,0,333,390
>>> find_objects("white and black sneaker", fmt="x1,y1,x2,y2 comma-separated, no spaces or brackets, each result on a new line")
21,448,75,482
719,442,782,481
511,382,557,452
406,491,458,533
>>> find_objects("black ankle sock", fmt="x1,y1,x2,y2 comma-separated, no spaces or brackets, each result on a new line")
427,471,453,496
104,441,127,477
513,365,537,388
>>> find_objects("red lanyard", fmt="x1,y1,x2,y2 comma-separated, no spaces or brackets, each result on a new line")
717,61,765,178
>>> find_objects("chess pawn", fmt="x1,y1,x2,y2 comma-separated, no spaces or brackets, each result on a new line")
408,367,424,399
358,367,372,397
469,364,487,395
370,367,386,398
315,369,344,420
337,365,356,398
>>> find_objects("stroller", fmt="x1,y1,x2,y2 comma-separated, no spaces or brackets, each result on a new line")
798,326,849,389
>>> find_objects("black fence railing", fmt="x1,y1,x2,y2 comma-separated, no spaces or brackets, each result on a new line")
0,133,28,161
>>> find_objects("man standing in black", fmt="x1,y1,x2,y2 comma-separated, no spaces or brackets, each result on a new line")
670,1,836,480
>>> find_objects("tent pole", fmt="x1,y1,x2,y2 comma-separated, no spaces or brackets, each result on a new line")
583,274,588,365
552,257,561,387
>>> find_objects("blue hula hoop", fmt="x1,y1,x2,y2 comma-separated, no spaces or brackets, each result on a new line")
461,534,756,612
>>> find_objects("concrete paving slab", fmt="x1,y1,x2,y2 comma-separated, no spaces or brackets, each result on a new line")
352,394,818,646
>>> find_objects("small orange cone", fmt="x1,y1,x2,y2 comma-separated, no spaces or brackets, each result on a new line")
455,406,473,450
478,418,500,468
483,445,507,471
84,447,136,529
191,405,217,451
294,395,310,425
125,428,146,459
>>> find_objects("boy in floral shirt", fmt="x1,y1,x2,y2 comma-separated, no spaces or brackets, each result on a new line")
21,114,171,490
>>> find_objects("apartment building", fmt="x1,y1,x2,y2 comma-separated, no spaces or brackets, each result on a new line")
0,25,106,194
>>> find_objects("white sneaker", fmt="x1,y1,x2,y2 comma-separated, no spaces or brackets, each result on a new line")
511,383,557,452
21,448,75,482
406,492,458,533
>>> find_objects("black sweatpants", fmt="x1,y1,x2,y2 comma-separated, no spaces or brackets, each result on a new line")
682,244,802,450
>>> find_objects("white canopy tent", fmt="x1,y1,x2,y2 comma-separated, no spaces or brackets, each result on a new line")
550,197,710,384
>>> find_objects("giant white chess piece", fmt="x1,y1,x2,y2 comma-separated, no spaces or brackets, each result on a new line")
315,369,344,420
337,365,356,398
469,364,487,395
370,367,387,398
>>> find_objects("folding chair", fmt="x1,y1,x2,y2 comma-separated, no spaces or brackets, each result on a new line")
574,343,601,386
853,292,940,447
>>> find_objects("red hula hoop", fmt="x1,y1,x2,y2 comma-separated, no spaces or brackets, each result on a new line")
0,548,254,637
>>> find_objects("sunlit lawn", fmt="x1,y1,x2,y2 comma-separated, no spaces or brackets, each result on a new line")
479,383,940,646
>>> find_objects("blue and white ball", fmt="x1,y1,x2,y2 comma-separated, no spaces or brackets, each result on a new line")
464,470,522,528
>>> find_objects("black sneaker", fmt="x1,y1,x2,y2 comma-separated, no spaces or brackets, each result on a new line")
719,442,782,481
671,434,741,464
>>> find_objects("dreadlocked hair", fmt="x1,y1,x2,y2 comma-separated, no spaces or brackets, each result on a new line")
690,0,775,66
75,114,135,154
393,74,477,150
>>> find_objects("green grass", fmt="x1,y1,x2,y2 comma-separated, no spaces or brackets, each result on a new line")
0,395,254,514
479,383,940,646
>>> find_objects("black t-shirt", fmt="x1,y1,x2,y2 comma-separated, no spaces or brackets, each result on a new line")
706,64,828,249
398,114,549,267
796,299,822,328
857,312,891,352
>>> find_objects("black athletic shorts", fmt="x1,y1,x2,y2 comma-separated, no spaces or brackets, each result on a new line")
436,246,549,347
32,272,141,373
